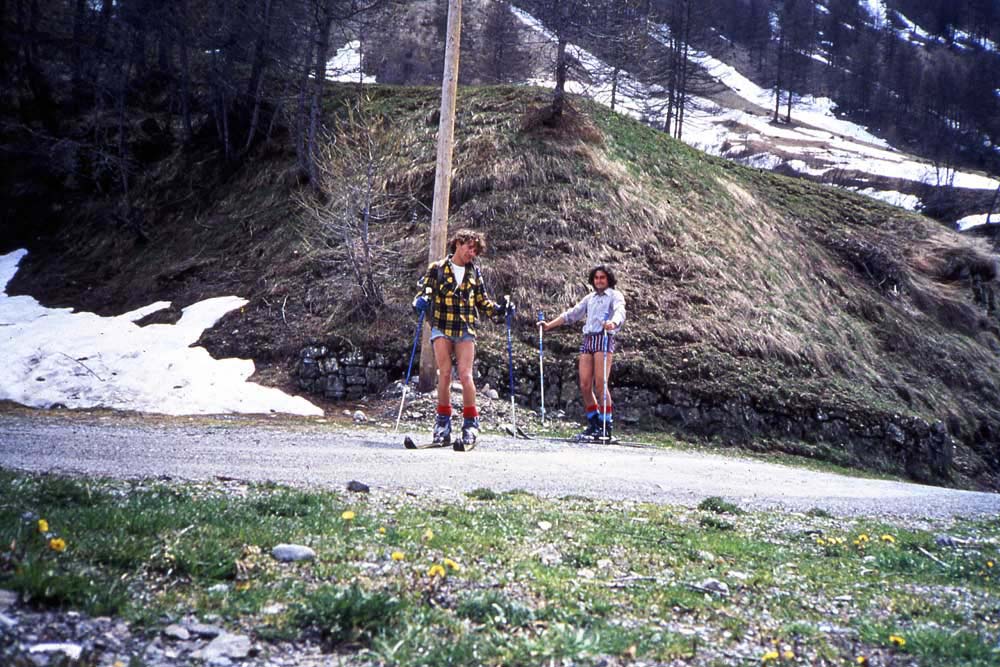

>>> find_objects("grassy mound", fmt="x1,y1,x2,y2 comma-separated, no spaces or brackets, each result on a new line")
8,84,1000,489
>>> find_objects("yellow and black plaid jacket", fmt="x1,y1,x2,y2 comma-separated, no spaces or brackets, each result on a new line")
416,258,501,338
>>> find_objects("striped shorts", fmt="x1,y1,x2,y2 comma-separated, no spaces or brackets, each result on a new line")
579,333,615,355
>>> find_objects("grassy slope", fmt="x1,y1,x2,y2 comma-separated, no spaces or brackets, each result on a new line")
9,84,1000,488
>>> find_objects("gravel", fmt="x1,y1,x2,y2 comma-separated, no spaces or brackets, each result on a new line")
2,408,999,520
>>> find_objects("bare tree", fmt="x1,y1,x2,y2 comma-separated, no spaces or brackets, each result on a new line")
295,103,412,315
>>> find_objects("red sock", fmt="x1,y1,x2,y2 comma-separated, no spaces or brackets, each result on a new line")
437,405,453,416
463,406,479,418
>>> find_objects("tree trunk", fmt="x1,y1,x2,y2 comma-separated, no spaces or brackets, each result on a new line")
308,0,334,184
552,36,567,118
243,0,274,154
773,32,785,123
988,183,1000,226
95,0,114,56
178,0,193,142
294,19,314,179
71,0,86,105
610,67,618,111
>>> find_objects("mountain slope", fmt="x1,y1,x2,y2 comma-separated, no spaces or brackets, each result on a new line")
8,84,1000,490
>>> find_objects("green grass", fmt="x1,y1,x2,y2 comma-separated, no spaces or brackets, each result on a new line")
3,469,998,665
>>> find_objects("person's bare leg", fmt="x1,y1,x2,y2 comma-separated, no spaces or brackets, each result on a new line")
434,338,454,407
578,353,596,408
454,340,480,446
594,351,613,413
432,338,455,442
454,341,477,409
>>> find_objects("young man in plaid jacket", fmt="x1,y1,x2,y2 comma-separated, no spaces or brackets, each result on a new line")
413,228,512,448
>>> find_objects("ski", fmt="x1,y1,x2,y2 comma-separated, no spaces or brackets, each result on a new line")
403,436,448,450
503,425,534,440
591,435,621,445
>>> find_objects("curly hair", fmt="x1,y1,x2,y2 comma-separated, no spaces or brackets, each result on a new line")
588,265,617,289
448,228,487,255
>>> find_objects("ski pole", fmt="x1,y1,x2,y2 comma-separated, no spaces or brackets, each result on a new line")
505,295,516,434
396,288,431,432
537,310,546,427
601,319,610,441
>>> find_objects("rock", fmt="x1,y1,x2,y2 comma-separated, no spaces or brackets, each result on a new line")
0,612,17,629
698,578,730,596
28,643,84,661
261,603,287,615
207,583,229,594
187,622,224,638
163,624,190,640
537,520,552,531
0,589,18,608
347,480,370,493
353,410,367,423
191,633,252,661
272,544,316,562
935,534,965,547
487,389,499,400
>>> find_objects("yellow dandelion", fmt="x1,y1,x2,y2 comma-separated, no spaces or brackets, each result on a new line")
889,635,906,648
48,537,66,552
341,510,356,521
761,650,780,662
858,534,870,542
880,534,895,543
235,580,251,591
391,551,405,561
815,538,826,545
783,651,794,659
856,657,868,665
443,557,461,571
987,561,994,568
37,518,49,533
422,528,434,541
428,564,446,578
378,526,386,534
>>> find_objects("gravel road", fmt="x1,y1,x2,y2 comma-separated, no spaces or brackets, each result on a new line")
2,409,998,519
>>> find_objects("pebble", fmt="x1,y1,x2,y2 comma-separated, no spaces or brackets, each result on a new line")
187,622,224,638
191,633,252,661
0,588,18,608
28,643,84,661
271,544,316,562
698,578,730,596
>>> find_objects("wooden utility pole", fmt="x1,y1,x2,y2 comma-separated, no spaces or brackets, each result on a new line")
417,0,463,392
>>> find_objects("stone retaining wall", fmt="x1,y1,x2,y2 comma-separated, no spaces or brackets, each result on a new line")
295,345,956,484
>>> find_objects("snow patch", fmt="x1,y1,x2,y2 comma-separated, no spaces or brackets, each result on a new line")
0,250,322,417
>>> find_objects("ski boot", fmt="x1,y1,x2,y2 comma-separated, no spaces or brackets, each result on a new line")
595,419,613,443
432,414,452,446
456,417,480,451
575,414,601,442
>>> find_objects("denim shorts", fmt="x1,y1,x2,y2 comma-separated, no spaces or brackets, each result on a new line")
430,327,476,343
